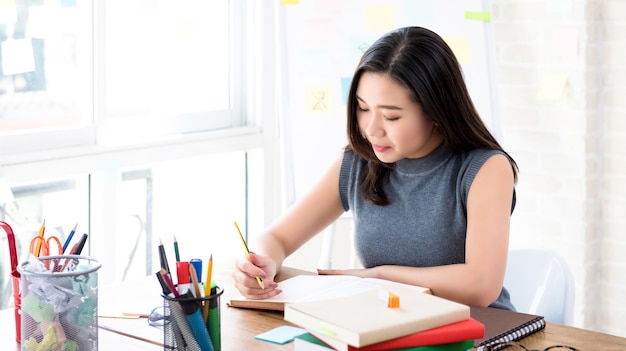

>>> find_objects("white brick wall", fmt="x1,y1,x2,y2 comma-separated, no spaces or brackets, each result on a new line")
493,0,626,337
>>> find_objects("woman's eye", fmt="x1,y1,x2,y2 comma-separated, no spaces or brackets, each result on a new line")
357,106,369,112
384,116,400,121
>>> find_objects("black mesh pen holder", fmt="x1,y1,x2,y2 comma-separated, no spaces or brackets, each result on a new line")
162,286,223,351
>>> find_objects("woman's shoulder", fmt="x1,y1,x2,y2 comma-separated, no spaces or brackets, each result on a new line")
460,148,507,169
457,148,509,189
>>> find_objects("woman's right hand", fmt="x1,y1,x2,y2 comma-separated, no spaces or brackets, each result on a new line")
232,252,281,299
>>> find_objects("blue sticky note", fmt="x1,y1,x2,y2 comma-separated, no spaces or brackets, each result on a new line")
254,325,307,344
61,0,77,8
341,77,351,105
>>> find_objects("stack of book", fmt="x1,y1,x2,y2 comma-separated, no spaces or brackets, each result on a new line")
229,275,546,351
284,284,483,351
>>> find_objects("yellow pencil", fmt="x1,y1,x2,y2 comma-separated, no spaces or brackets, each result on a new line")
34,219,46,257
234,221,264,290
202,254,213,322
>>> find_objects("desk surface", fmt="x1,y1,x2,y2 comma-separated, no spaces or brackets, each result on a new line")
3,262,626,350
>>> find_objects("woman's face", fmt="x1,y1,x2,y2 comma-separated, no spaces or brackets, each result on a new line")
356,72,442,163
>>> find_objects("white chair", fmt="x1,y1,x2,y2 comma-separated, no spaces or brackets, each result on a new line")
317,212,358,270
504,248,575,326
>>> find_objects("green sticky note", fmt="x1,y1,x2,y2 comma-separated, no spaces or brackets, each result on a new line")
465,11,491,22
255,326,307,344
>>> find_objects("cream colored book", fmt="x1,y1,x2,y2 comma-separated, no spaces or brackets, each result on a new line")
228,275,430,311
284,284,470,348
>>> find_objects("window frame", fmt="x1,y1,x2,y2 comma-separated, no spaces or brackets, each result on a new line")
0,1,283,285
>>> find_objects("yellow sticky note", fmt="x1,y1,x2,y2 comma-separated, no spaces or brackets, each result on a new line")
536,74,569,100
281,0,299,4
365,4,393,32
305,87,333,113
445,37,471,64
465,11,491,22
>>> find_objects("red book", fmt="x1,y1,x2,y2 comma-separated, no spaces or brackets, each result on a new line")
309,318,484,351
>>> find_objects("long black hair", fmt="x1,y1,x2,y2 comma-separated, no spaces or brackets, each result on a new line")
346,26,518,205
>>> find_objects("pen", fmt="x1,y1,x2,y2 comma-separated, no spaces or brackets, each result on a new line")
71,233,88,255
155,270,172,295
176,261,191,295
168,298,201,351
158,239,171,273
180,290,215,351
59,233,88,272
190,258,202,283
173,235,181,262
62,223,78,254
208,281,220,351
234,221,264,289
158,238,171,274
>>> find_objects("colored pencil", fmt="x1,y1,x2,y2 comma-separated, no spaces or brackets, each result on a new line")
160,268,180,298
173,235,181,262
203,254,213,322
189,264,203,298
234,221,264,289
62,223,78,254
34,219,45,257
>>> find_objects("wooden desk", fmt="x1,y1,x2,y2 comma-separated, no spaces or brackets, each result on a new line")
99,262,626,351
3,262,626,350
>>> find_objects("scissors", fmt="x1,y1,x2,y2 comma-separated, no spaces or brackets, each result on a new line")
29,235,63,258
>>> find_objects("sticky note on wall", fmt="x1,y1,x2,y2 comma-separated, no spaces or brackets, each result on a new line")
341,77,352,105
444,37,471,64
465,11,491,22
536,74,569,100
305,86,333,113
365,4,394,32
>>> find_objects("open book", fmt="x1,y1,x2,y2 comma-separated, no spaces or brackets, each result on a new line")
228,274,430,311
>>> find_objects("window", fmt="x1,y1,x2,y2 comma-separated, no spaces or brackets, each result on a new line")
0,1,280,309
0,1,94,152
0,0,243,152
102,0,240,144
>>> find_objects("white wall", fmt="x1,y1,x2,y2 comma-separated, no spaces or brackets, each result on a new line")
492,0,625,337
282,0,626,338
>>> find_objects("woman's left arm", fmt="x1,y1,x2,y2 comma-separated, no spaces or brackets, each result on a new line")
319,154,515,307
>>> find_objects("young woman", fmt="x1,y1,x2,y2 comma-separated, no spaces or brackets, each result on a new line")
233,26,519,310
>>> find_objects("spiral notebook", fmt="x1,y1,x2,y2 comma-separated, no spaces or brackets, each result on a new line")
471,306,546,351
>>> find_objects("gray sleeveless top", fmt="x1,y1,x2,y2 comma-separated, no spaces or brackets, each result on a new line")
338,144,516,311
